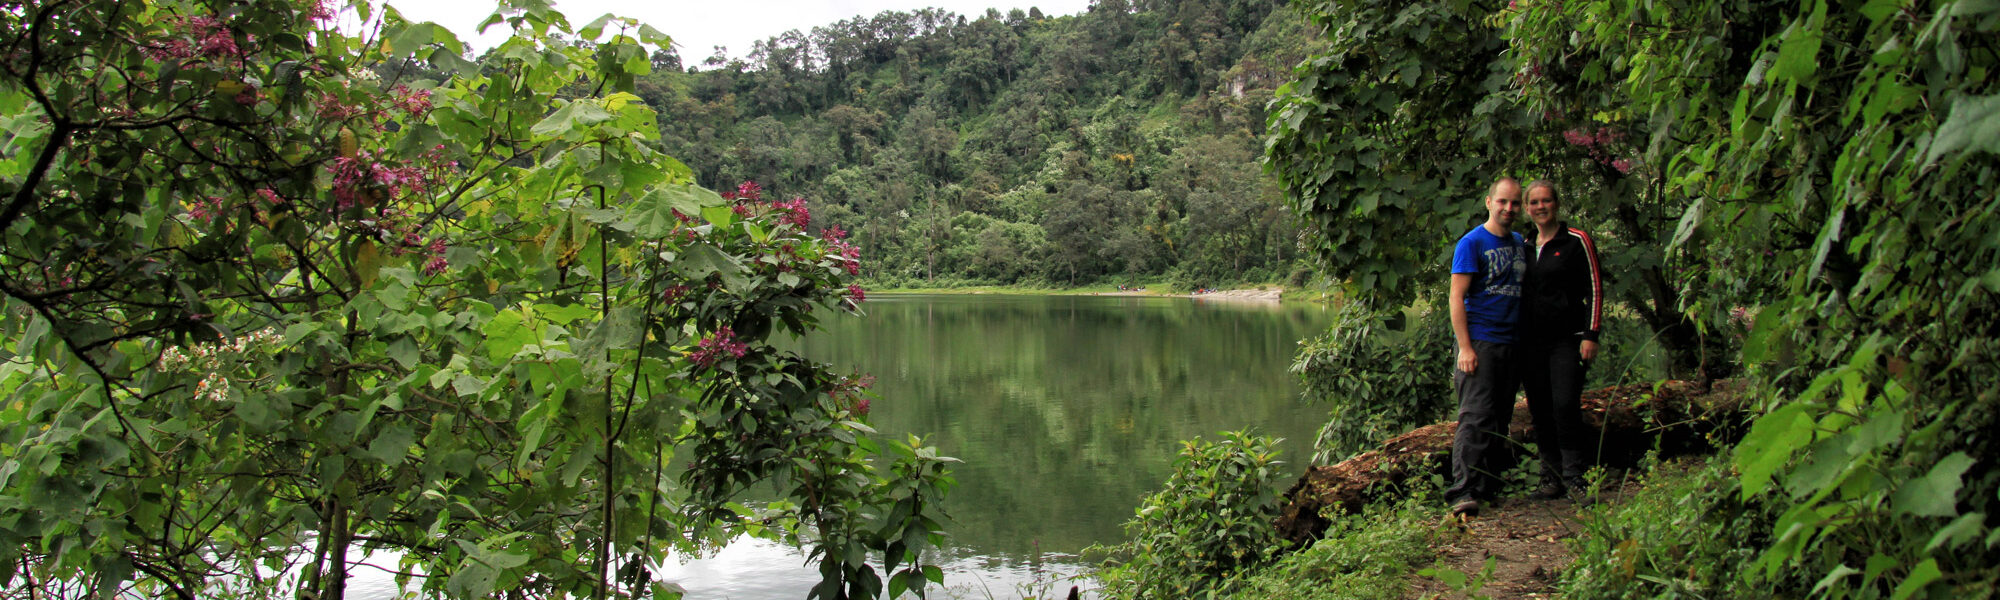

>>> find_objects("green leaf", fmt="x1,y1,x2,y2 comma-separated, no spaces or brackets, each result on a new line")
637,24,672,45
1889,558,1941,600
452,373,490,397
1669,199,1704,250
1893,452,1973,517
578,13,615,40
1769,4,1827,83
387,338,419,369
702,205,736,228
1811,564,1861,595
384,23,438,59
529,99,615,138
1924,512,1987,552
365,423,416,465
624,184,706,237
1736,403,1816,498
1926,94,2000,164
681,244,748,291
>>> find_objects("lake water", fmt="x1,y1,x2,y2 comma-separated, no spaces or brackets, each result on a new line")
660,294,1336,598
342,293,1335,599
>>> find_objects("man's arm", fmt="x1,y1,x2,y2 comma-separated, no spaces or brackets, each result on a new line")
1451,272,1477,374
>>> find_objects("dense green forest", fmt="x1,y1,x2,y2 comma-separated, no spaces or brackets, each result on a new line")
633,0,1321,288
1097,0,2000,597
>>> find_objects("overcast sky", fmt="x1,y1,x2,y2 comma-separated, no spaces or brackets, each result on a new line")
382,0,1098,62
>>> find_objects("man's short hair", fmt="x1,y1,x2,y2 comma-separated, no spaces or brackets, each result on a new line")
1526,179,1559,203
1488,177,1521,199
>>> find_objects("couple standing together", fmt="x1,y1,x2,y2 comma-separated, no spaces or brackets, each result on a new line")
1446,177,1605,516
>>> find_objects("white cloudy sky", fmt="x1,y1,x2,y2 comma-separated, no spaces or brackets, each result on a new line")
381,0,1097,61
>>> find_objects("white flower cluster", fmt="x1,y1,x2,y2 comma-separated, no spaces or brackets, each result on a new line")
156,328,280,402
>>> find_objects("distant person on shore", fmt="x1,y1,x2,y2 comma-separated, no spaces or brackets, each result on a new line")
1519,180,1605,505
1446,177,1527,517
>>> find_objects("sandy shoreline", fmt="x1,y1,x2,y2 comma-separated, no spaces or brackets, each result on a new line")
1094,287,1284,301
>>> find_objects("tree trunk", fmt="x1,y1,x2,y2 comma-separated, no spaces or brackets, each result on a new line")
1272,381,1748,547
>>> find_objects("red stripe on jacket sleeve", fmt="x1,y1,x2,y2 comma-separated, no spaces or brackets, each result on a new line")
1571,227,1604,333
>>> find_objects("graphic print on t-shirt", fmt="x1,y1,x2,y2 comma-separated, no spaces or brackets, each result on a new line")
1483,245,1523,298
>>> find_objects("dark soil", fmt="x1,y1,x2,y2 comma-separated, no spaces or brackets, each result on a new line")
1407,476,1648,599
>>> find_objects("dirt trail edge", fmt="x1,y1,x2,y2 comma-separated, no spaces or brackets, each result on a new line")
1271,381,1747,598
1274,381,1747,546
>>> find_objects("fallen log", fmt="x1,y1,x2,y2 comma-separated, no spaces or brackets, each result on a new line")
1274,381,1750,546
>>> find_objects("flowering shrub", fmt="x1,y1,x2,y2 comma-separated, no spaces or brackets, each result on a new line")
0,4,948,600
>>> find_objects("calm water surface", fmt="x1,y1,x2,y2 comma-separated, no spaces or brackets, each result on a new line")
334,294,1333,599
660,294,1336,598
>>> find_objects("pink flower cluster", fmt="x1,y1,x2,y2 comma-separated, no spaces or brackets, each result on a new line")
327,151,431,210
846,285,866,303
391,85,433,115
771,197,810,228
422,238,449,275
661,284,692,302
720,181,762,202
823,227,860,275
189,196,226,222
688,327,749,367
826,374,876,416
307,0,337,23
1563,127,1635,174
142,15,245,63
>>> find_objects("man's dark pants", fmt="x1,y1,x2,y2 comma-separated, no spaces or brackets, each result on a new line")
1447,340,1516,502
1522,339,1592,489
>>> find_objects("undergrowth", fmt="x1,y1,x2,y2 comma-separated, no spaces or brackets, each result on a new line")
1560,455,1787,599
1230,499,1449,600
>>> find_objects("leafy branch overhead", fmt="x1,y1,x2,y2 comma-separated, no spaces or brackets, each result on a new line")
0,1,950,599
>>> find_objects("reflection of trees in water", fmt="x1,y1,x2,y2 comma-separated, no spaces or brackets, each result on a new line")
801,296,1333,557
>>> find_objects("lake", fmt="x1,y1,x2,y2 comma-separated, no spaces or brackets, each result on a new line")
658,293,1337,598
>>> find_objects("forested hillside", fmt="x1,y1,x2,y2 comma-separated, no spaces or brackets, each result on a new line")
632,0,1322,288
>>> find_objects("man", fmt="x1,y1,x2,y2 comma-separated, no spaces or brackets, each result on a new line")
1519,180,1605,505
1446,177,1527,516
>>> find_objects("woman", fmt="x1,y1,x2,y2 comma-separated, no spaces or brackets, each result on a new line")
1519,180,1604,504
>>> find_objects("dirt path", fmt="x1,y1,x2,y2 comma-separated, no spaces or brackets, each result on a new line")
1408,480,1638,600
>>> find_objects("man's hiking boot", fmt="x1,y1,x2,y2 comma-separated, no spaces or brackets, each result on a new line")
1450,497,1481,516
1528,481,1566,501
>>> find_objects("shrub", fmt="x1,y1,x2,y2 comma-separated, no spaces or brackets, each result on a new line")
1561,456,1786,599
1092,431,1290,599
1232,497,1448,600
1293,302,1454,463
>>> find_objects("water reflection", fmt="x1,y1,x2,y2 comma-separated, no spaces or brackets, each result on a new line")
661,294,1333,597
352,294,1334,598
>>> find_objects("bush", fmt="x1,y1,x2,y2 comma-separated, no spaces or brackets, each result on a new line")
1092,431,1291,599
1293,302,1455,463
1231,497,1448,600
1561,456,1786,599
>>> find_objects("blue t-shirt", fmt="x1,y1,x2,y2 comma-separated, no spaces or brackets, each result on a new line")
1451,225,1525,344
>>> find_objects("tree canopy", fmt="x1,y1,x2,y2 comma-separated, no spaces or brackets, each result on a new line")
1267,0,1999,595
0,1,952,598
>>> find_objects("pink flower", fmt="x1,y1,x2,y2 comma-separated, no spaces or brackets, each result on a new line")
199,30,240,58
142,39,195,61
423,255,448,275
315,93,364,120
819,225,848,241
1611,158,1632,174
307,0,336,23
391,85,433,115
688,326,750,367
846,285,866,303
257,189,285,205
772,197,810,228
734,181,762,201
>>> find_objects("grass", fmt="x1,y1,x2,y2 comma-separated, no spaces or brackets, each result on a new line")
1228,498,1450,600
